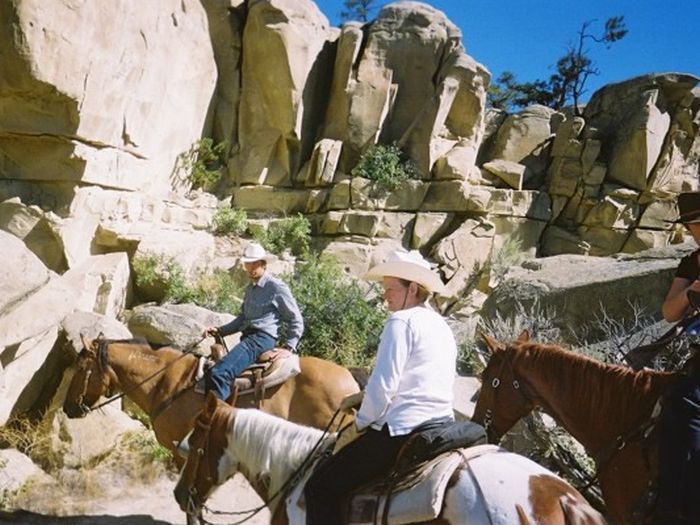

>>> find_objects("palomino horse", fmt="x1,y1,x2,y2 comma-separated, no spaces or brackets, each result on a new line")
174,392,606,525
472,332,680,525
62,336,359,459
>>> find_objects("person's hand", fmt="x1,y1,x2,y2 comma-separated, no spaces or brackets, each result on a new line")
338,391,364,413
332,423,365,454
265,348,292,361
203,326,219,338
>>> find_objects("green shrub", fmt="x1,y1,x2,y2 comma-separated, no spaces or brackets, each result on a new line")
456,339,485,375
131,253,162,288
283,255,387,367
133,253,244,313
132,254,198,304
255,214,311,258
176,138,227,190
191,269,244,314
212,206,248,236
351,142,417,191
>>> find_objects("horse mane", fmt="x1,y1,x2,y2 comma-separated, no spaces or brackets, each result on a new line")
514,341,673,419
102,337,170,349
231,409,328,500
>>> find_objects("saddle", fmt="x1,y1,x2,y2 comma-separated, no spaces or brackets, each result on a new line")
194,349,301,400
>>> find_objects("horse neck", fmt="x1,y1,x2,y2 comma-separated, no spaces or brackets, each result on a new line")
514,344,673,453
105,342,185,414
229,410,326,509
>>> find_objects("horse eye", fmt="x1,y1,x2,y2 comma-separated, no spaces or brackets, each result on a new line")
197,448,204,457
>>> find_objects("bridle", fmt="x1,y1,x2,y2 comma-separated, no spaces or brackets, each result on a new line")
182,416,219,520
73,338,118,415
72,335,199,416
180,406,347,525
480,349,533,440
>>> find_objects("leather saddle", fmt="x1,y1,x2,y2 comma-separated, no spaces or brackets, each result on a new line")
194,349,301,400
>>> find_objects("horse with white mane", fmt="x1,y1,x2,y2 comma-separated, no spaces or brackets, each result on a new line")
174,392,607,525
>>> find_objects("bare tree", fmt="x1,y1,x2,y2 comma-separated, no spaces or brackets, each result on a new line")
488,16,628,114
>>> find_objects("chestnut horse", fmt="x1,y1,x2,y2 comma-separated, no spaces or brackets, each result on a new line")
174,392,606,525
62,336,359,459
472,332,680,525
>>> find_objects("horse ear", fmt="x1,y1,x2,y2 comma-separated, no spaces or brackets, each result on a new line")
516,330,530,343
480,332,502,354
80,333,94,353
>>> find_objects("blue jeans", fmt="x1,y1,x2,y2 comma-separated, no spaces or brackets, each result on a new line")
205,331,276,401
656,375,700,524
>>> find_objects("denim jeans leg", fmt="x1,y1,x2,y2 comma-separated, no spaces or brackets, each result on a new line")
206,331,276,400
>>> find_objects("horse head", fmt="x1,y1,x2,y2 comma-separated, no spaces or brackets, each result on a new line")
62,333,118,418
174,392,235,517
472,331,536,443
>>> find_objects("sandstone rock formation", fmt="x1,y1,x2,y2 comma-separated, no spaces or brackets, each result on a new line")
0,2,698,502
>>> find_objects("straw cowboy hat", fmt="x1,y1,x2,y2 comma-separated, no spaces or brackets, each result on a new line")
240,242,273,263
363,249,446,295
671,192,700,224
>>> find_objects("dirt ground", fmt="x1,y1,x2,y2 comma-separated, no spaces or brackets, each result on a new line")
1,473,270,525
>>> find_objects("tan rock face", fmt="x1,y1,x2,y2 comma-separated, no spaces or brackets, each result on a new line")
231,0,333,186
0,0,217,194
328,2,488,180
584,74,698,191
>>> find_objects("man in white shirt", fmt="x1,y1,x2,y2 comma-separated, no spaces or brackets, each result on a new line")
305,249,457,525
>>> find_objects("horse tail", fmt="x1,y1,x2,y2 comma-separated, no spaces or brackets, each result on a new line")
347,367,370,390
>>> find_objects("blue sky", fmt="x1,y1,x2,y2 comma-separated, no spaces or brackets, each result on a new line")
314,0,699,102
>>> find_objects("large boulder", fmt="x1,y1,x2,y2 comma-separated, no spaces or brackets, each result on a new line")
126,303,237,353
0,232,78,349
0,0,217,195
481,245,692,343
337,2,488,177
584,73,700,192
0,449,53,495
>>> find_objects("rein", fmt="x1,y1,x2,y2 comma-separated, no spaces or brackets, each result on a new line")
77,336,203,414
623,308,700,370
188,406,348,525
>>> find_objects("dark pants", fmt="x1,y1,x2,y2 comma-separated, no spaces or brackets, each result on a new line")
205,331,275,401
305,425,410,525
655,375,700,524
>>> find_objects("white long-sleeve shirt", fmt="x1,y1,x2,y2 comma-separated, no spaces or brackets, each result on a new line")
355,306,457,436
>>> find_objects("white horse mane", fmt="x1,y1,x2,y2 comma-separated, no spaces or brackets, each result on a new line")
227,409,331,503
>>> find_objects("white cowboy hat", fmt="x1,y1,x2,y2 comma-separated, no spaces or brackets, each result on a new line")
363,249,446,295
240,242,272,263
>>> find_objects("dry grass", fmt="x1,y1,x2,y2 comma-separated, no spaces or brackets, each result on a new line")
3,428,176,516
0,415,62,472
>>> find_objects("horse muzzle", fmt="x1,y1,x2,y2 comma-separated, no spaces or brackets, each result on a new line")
63,402,89,418
174,483,201,514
